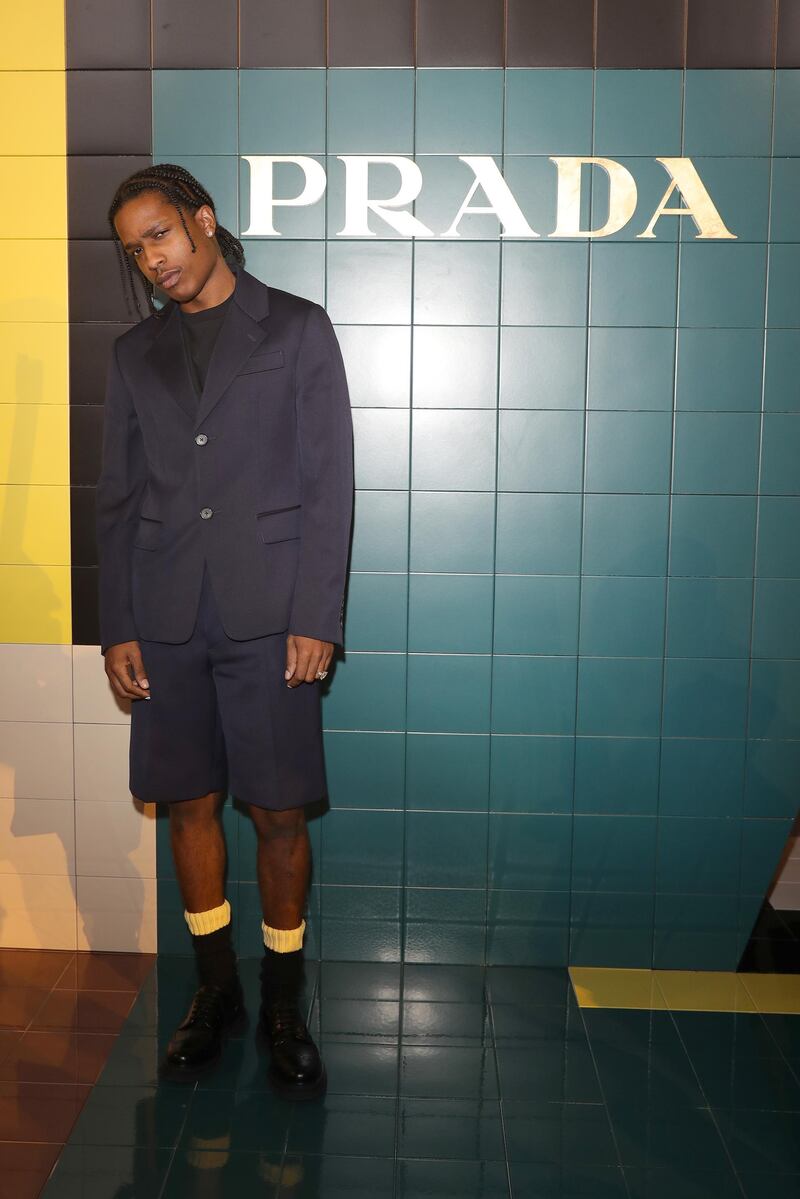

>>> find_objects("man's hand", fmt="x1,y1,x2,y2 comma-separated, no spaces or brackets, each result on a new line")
285,633,333,687
104,640,151,701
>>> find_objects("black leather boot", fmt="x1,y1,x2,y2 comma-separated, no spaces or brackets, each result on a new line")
259,948,326,1099
161,978,245,1078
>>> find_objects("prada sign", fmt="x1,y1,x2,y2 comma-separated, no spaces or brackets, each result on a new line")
242,156,736,240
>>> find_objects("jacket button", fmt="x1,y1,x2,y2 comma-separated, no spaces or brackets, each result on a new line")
195,433,208,445
200,507,213,519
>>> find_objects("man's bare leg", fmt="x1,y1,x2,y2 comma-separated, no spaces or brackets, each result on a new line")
248,804,310,930
168,789,227,911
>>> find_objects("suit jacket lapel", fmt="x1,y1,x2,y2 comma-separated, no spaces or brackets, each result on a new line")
143,264,272,430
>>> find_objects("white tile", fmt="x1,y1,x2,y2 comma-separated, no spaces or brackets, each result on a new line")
74,722,131,802
0,643,72,722
72,644,131,725
0,872,77,949
0,721,74,800
75,799,156,879
0,796,75,875
76,874,156,953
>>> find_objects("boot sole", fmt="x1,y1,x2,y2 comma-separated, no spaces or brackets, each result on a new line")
255,1020,328,1101
158,1003,248,1082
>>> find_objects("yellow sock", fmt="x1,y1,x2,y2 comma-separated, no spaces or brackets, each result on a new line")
262,918,305,952
184,897,231,936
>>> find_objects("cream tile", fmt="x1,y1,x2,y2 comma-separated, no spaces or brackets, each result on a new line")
0,720,73,800
74,722,132,803
75,799,156,880
0,796,75,875
76,874,156,953
72,644,131,725
770,881,800,911
0,643,72,722
0,871,76,949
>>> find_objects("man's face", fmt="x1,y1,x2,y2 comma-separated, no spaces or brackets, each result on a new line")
114,190,217,302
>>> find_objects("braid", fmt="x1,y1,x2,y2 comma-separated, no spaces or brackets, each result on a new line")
107,162,245,321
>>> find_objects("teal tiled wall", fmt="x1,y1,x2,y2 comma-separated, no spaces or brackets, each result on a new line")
154,68,800,969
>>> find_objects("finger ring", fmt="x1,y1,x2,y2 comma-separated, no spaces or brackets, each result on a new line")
316,670,328,680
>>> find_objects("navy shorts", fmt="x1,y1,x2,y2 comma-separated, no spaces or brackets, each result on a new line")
129,560,328,810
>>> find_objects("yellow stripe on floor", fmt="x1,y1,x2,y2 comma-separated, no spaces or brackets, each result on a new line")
569,967,800,1014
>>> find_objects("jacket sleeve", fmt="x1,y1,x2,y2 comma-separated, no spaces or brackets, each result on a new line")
95,339,148,655
288,302,354,648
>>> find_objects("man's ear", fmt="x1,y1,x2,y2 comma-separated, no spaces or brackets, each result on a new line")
194,204,216,238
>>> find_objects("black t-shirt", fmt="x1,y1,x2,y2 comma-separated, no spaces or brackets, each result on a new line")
179,290,235,402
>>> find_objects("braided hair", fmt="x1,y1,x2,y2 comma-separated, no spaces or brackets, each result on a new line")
107,162,245,320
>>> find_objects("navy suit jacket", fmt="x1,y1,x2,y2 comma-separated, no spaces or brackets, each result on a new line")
95,263,354,656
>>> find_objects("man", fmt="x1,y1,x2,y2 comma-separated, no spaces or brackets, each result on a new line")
96,163,354,1097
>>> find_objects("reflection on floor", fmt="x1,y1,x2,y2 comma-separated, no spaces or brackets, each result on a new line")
2,905,799,1199
0,947,156,1199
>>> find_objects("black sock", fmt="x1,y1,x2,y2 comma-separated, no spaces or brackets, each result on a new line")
191,922,239,995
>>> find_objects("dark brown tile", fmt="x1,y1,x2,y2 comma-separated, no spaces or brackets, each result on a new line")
778,0,800,66
0,1031,117,1086
687,0,776,67
0,1082,90,1143
153,0,238,67
56,951,156,993
329,0,414,65
240,0,326,67
0,950,74,991
0,1141,63,1199
0,989,52,1032
417,0,504,65
70,325,131,407
31,990,136,1035
71,487,97,569
69,241,142,323
596,0,686,68
66,72,152,156
66,0,150,68
71,568,100,649
70,407,103,487
0,1031,22,1066
507,0,594,66
68,157,152,241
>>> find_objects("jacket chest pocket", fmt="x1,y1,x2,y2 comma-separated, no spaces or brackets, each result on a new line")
255,504,301,543
237,348,284,376
132,516,163,550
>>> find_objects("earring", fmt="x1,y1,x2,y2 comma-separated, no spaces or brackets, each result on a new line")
206,231,213,237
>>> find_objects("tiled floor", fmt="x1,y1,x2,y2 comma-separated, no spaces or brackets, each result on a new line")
3,903,799,1198
0,947,156,1198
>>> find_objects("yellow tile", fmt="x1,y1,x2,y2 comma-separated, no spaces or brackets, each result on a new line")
0,241,69,323
0,872,77,950
654,970,757,1013
0,158,67,238
569,967,668,1009
0,73,66,154
0,564,71,644
0,404,69,485
0,1,65,70
0,323,69,405
739,973,800,1015
0,485,70,565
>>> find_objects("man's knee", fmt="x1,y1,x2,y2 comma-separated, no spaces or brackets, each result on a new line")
248,804,307,842
168,789,226,831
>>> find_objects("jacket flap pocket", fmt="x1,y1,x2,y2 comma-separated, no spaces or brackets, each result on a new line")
132,515,163,550
238,348,284,376
256,504,301,544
